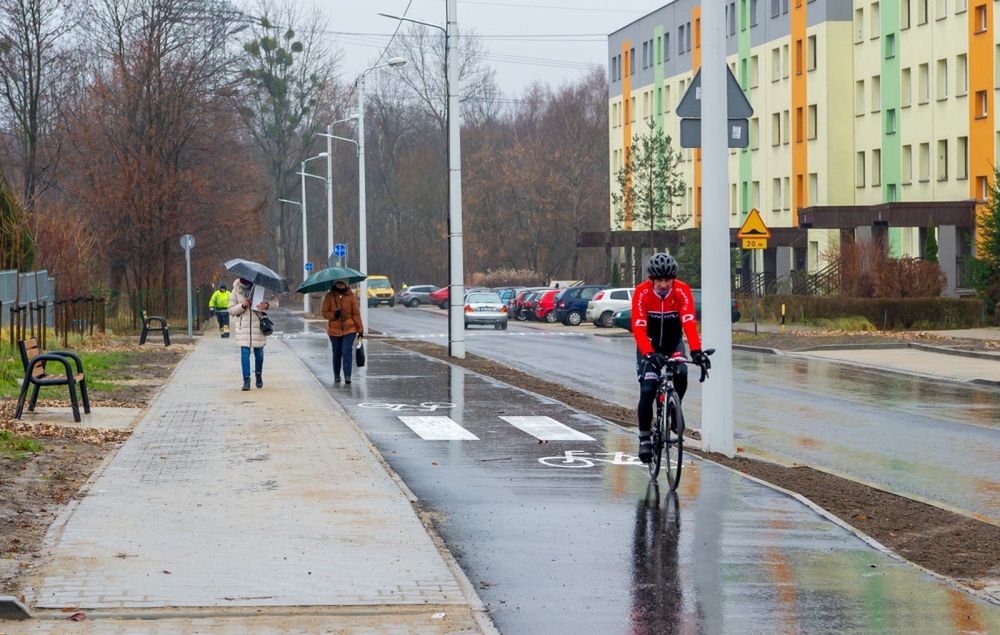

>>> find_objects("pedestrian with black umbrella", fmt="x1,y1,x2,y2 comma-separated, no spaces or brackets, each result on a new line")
224,259,288,391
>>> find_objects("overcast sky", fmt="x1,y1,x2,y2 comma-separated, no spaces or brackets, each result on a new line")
307,0,665,95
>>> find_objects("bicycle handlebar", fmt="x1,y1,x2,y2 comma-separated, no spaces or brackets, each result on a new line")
662,347,715,383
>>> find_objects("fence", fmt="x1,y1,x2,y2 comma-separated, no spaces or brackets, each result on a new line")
104,286,215,334
6,297,107,349
1,269,57,330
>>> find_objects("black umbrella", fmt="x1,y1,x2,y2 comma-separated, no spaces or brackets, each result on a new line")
224,258,289,292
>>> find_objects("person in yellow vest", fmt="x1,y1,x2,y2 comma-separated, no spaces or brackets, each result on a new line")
209,282,231,338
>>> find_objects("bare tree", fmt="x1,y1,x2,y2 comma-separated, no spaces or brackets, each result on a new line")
0,0,78,207
236,0,339,279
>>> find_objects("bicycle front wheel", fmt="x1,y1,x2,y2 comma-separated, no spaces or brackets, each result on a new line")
648,400,665,480
664,392,684,492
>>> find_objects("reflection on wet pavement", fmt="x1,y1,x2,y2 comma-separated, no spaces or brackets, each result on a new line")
282,332,1000,634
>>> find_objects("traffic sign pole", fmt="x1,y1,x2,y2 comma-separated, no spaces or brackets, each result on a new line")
179,234,195,339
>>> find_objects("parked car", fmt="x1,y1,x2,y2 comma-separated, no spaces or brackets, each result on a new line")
429,286,489,309
397,284,439,308
464,291,508,330
612,290,741,331
512,287,549,320
367,275,395,307
494,287,522,309
533,289,560,323
553,285,609,326
586,287,633,328
521,290,543,320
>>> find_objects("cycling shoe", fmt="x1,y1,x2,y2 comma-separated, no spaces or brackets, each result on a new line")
638,437,653,464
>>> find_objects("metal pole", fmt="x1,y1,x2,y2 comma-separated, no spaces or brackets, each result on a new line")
185,245,193,338
447,0,465,358
699,0,734,456
752,253,758,336
301,160,311,315
327,124,334,257
358,76,369,333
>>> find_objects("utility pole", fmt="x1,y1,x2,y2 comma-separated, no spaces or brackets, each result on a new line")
446,0,466,358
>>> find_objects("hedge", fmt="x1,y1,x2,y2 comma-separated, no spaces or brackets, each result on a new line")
756,295,984,330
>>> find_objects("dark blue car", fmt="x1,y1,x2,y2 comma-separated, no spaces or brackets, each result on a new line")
553,285,609,326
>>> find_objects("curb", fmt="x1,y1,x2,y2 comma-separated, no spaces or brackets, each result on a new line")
732,344,781,355
0,596,31,620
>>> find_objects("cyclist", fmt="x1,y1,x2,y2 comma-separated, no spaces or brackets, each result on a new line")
631,253,710,463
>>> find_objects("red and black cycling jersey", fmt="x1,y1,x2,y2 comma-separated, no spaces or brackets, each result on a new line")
631,279,701,356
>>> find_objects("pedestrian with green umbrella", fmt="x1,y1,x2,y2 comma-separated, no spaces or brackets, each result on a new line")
299,267,366,385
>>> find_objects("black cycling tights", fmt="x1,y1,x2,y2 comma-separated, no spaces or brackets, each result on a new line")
637,365,687,434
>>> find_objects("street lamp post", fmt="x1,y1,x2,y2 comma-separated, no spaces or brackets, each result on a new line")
378,7,464,358
297,152,328,314
320,116,360,266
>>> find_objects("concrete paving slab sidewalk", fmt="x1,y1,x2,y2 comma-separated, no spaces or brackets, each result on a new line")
6,337,484,633
791,347,1000,385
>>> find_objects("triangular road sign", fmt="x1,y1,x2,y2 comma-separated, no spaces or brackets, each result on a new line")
676,66,754,119
737,208,771,239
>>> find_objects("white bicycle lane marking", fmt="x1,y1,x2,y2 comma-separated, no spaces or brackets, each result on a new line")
538,450,645,469
398,416,479,440
358,401,456,412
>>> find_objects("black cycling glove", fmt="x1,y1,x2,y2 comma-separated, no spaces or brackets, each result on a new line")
691,349,710,370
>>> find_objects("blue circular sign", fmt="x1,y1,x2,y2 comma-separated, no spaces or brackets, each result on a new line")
334,244,347,257
304,262,314,272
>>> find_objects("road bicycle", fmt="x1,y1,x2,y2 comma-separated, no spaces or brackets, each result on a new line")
538,450,644,469
648,348,714,490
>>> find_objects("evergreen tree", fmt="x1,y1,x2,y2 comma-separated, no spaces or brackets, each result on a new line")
968,166,1000,317
924,222,938,262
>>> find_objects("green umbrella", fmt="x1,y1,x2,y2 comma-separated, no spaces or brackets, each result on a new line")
295,266,367,294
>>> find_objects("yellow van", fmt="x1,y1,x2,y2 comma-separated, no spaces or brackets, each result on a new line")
366,275,396,307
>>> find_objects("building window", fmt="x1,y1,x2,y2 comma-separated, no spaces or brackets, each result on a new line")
887,184,897,202
901,68,912,107
871,75,881,112
783,177,791,210
752,180,761,208
886,108,897,134
795,106,804,142
687,21,693,51
918,63,930,103
795,39,803,75
936,0,947,19
782,109,790,145
630,48,635,74
901,0,911,28
919,142,930,181
729,2,737,35
918,0,928,24
807,104,818,139
855,79,866,115
772,0,781,18
665,85,672,112
978,176,989,201
872,149,882,187
642,41,648,68
678,25,685,55
731,183,738,214
857,152,866,187
771,47,781,82
956,0,967,14
750,55,760,87
936,58,948,100
772,178,782,210
975,5,987,32
771,112,781,145
750,0,759,26
902,145,913,184
976,90,988,118
855,8,865,43
807,35,817,71
871,2,881,38
750,117,760,149
808,173,818,205
937,139,948,180
957,136,968,179
956,53,968,95
885,33,896,58
782,44,790,78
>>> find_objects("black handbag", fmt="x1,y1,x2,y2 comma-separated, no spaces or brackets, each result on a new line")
355,338,366,368
259,313,274,336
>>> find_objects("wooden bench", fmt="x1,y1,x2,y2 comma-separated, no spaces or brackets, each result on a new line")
139,313,170,346
15,338,91,423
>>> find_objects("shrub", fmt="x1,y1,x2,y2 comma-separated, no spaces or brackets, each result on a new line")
469,268,546,288
839,237,946,298
760,295,983,330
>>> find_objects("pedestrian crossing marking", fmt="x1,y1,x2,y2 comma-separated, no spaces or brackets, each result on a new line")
499,416,595,441
398,416,479,440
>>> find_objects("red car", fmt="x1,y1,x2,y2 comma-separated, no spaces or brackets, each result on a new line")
429,287,450,309
533,289,560,323
513,287,549,320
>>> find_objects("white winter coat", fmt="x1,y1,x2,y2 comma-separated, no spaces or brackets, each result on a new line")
227,279,279,348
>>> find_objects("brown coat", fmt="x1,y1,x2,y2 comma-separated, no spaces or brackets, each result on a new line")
322,288,364,337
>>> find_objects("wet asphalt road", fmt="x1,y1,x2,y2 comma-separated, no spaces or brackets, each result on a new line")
364,307,1000,524
277,314,1000,634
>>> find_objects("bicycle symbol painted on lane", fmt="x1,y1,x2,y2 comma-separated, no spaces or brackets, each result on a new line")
538,450,645,469
358,401,456,413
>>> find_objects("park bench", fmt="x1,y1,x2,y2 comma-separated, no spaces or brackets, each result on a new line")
139,312,170,346
15,338,91,423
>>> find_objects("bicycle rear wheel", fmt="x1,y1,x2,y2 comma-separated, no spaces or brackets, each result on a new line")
664,392,684,491
648,399,665,479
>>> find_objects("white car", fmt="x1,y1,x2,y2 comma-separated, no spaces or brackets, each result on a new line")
586,287,633,327
464,291,508,330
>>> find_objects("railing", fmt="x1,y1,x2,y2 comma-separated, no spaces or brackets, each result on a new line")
792,258,841,296
580,264,608,285
733,272,776,298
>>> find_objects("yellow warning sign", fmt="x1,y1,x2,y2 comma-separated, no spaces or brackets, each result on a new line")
737,208,771,240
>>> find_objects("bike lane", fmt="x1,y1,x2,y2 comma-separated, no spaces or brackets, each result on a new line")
285,333,1000,634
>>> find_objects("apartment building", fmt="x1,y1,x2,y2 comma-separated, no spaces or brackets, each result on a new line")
608,0,989,293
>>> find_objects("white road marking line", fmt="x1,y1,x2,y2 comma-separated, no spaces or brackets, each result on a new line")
398,416,479,440
499,416,595,441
